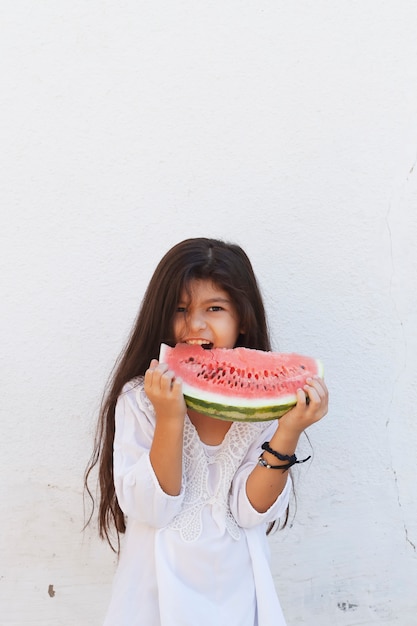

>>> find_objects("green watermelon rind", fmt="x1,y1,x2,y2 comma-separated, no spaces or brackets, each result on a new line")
183,394,296,422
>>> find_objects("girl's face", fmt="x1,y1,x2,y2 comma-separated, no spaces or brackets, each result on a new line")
173,279,242,349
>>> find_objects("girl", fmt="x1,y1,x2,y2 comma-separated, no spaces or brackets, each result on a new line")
85,237,328,626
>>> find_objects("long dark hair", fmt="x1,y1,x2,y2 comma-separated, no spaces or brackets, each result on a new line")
84,238,274,550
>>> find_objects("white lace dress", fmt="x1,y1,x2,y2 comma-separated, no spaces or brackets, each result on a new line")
102,379,291,626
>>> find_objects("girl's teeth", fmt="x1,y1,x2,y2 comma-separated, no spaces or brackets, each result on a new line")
187,339,210,345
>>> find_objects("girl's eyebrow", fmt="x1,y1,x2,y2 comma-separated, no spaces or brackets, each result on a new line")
203,297,231,304
177,297,231,305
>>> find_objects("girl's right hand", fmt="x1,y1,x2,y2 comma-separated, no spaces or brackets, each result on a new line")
144,359,187,423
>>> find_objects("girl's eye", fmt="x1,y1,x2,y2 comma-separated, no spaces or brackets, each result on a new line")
208,306,223,312
176,307,187,313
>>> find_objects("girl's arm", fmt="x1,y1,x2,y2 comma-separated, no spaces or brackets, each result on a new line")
144,359,187,496
113,379,185,528
245,376,329,513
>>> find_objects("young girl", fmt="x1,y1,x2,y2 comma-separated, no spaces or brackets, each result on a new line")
85,237,328,626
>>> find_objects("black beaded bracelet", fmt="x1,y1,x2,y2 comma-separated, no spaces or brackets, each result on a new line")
257,453,294,471
258,441,311,471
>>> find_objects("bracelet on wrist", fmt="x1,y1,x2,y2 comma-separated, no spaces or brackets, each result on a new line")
257,441,311,471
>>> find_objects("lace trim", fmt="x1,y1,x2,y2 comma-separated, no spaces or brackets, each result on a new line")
171,417,269,542
135,379,269,543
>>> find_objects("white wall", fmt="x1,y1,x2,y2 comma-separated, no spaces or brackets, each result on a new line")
1,2,417,624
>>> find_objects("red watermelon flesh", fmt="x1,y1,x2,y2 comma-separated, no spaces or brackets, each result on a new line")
159,343,324,422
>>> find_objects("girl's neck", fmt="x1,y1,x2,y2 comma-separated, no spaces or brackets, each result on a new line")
187,409,232,445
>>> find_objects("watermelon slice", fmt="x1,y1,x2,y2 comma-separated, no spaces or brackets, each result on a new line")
159,343,324,422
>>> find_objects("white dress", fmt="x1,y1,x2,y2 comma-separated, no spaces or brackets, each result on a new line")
103,379,290,626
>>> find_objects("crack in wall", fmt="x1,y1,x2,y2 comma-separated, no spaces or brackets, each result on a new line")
392,468,416,553
384,150,416,554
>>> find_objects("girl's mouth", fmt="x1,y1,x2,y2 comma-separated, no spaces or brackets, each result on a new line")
184,339,214,350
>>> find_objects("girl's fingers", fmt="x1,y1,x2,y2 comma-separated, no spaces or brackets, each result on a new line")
294,378,328,406
145,362,169,388
295,387,308,406
313,376,328,396
145,361,182,395
144,368,153,386
172,376,183,389
306,377,328,399
303,377,329,417
145,359,158,379
160,369,176,392
303,384,321,405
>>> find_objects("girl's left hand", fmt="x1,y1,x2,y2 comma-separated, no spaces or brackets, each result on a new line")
279,376,329,436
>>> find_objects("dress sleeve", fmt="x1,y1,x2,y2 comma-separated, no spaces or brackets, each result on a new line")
113,380,186,528
229,421,292,528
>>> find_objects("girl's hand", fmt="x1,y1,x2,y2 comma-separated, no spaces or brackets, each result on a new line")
144,359,187,423
278,376,329,437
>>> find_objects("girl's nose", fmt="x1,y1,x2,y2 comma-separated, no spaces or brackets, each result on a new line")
188,311,206,332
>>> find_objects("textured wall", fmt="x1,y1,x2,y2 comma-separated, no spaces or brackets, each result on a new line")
1,1,417,624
